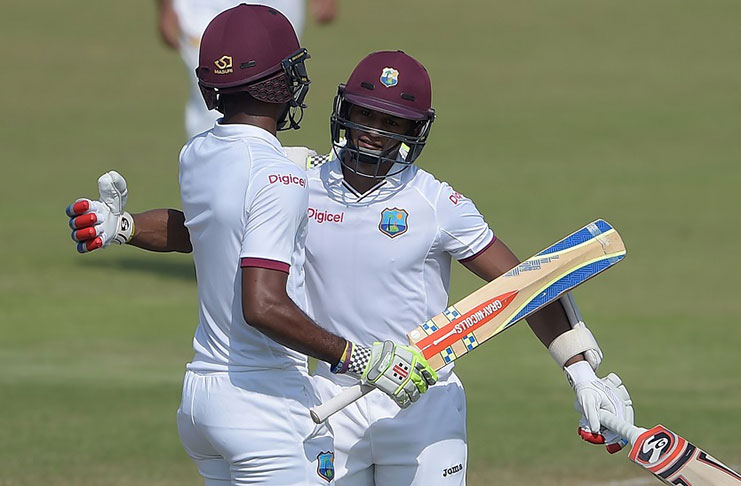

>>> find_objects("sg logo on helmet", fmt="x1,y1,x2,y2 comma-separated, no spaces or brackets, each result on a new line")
214,55,233,74
380,67,399,88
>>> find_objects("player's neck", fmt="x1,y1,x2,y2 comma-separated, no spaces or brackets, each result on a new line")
221,99,285,135
221,113,278,135
341,165,383,194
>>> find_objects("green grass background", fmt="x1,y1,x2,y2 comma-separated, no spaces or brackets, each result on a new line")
1,1,739,484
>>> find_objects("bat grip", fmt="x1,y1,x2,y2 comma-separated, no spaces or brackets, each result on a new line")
598,410,646,445
310,383,374,424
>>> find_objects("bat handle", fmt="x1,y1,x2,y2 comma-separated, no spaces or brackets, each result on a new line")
310,383,374,424
598,410,646,445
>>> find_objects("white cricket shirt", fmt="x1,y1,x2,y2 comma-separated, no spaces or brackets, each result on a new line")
179,122,309,371
305,157,494,380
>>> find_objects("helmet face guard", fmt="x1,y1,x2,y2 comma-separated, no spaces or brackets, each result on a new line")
277,48,311,131
330,85,435,179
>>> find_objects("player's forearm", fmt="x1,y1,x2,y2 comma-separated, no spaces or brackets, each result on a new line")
526,301,586,366
241,268,345,364
244,297,347,364
130,209,192,253
525,300,572,347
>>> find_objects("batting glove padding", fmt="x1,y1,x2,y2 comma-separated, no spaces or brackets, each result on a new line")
351,341,438,408
66,171,134,253
566,362,634,452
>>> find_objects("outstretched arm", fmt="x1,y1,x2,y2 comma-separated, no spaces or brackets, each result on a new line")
66,171,191,253
130,209,191,253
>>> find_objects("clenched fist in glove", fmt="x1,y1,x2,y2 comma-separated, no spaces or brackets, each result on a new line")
566,361,634,453
336,340,438,408
66,171,134,253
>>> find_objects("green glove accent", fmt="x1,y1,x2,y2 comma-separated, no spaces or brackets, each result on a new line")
359,340,438,408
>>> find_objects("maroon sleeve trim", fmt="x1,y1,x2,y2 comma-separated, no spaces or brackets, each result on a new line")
240,257,290,274
458,235,497,263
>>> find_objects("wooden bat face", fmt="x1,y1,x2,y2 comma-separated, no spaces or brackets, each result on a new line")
407,219,625,370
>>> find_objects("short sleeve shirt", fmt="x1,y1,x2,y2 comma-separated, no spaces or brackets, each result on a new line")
179,122,309,371
303,158,494,379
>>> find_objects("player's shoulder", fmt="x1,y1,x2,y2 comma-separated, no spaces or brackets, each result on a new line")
248,150,308,191
178,129,212,161
408,166,448,199
409,167,471,209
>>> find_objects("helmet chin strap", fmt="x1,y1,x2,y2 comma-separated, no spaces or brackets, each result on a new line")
277,104,305,131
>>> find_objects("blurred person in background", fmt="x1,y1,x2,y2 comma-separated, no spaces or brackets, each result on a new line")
157,0,338,137
67,49,636,485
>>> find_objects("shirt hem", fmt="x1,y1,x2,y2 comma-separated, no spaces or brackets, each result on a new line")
458,234,496,263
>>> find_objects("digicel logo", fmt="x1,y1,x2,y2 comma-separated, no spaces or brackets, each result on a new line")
449,191,465,205
268,174,306,187
308,208,344,223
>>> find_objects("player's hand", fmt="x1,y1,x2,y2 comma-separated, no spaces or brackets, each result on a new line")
352,341,437,408
309,0,337,24
157,0,181,49
66,171,134,253
566,362,634,453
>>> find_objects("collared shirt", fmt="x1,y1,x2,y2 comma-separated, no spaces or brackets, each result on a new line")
180,122,309,371
304,157,494,381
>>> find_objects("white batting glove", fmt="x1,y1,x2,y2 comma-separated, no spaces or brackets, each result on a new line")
338,340,438,408
566,362,634,453
66,171,134,253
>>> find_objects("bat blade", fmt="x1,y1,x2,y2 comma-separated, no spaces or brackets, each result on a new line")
600,412,741,485
407,219,625,369
309,219,625,424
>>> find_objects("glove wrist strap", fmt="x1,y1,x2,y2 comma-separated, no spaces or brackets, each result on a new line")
330,341,353,374
564,360,598,389
112,211,135,245
346,343,372,378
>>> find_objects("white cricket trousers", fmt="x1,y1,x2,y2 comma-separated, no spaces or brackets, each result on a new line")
313,366,468,486
177,367,335,485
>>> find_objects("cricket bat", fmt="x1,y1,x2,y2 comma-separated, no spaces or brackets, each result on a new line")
310,219,626,424
600,411,741,485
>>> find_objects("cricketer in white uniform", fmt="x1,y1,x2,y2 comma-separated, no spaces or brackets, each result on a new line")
297,51,633,485
175,120,339,485
168,6,336,485
307,156,484,484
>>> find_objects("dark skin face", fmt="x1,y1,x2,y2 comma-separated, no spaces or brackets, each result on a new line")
342,105,414,193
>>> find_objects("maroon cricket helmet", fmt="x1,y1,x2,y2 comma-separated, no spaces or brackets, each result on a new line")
343,50,434,121
195,4,311,129
331,50,436,177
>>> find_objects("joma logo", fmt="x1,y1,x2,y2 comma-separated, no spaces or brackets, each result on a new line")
442,463,463,477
